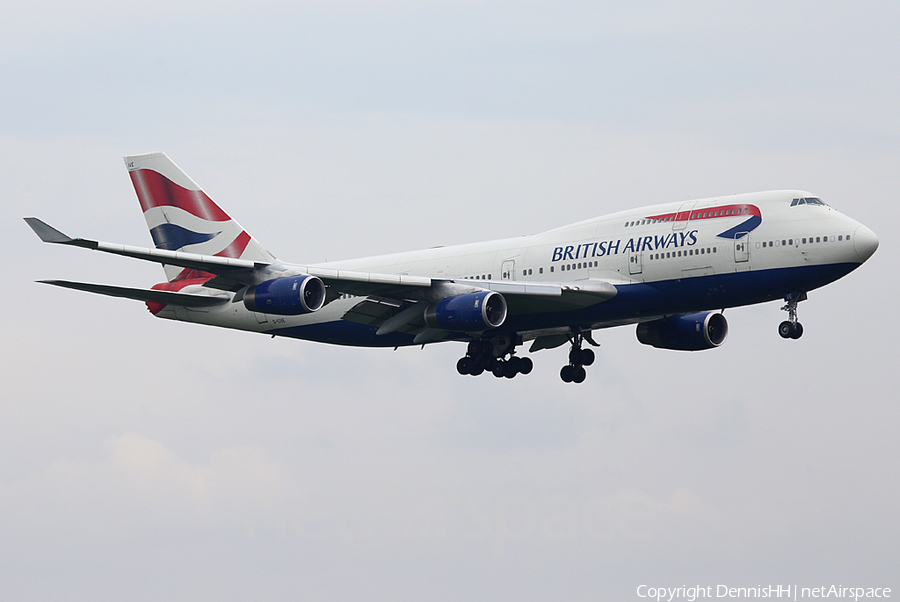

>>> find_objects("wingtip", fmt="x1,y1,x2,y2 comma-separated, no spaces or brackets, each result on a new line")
24,218,73,243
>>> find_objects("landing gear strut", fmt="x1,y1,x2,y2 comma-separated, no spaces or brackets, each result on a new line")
456,338,533,379
560,331,596,384
779,292,806,339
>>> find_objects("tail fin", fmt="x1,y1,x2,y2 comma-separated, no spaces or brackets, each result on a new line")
124,152,277,282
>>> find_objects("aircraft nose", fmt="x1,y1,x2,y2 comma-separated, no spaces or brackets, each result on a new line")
853,225,879,262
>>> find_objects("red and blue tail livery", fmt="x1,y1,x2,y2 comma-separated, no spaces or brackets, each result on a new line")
27,153,878,383
126,153,275,281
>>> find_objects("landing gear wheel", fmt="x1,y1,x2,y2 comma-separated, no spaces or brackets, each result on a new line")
778,321,794,339
572,366,586,383
779,292,807,341
503,361,518,379
569,347,582,365
579,348,595,366
561,330,597,383
519,357,533,375
458,337,533,379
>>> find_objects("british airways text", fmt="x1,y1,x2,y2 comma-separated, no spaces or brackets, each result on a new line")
552,230,699,262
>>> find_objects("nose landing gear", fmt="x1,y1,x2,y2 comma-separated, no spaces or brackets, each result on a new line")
779,292,807,339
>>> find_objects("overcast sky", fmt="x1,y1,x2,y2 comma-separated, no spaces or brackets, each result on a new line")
2,1,898,600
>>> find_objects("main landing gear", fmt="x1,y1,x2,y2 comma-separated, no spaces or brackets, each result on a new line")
779,292,807,340
560,332,596,384
456,339,533,379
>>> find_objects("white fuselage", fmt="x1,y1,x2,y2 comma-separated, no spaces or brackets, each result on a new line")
159,190,877,346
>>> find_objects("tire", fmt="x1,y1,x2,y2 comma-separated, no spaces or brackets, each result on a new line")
580,348,595,366
503,362,518,378
519,357,534,375
560,365,574,383
572,366,586,383
791,322,804,339
778,321,794,339
569,348,583,366
457,357,470,375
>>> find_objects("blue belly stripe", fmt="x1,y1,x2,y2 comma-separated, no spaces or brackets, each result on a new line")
266,262,861,347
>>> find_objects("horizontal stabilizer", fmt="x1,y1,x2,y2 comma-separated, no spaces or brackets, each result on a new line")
26,217,265,284
38,280,228,307
24,218,74,244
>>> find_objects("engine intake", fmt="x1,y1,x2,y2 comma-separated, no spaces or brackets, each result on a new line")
424,291,507,331
636,311,728,351
243,275,326,315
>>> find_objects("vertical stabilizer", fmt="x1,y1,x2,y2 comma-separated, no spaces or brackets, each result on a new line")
124,152,277,281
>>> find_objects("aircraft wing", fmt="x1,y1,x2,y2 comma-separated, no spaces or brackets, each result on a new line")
38,280,229,307
26,218,617,322
25,217,438,293
339,279,617,341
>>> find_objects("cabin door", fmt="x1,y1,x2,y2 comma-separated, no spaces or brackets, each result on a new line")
734,233,750,263
501,259,516,280
628,252,643,275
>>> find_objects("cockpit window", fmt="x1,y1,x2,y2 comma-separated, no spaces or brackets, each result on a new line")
790,197,828,207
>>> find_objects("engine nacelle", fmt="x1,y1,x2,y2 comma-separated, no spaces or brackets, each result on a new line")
636,311,728,351
243,275,326,315
424,291,507,331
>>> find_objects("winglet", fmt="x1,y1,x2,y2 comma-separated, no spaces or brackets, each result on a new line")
24,218,73,244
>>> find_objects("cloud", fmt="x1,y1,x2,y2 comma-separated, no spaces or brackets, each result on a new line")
0,433,298,541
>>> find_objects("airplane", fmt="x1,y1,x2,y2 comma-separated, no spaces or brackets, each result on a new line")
26,152,879,383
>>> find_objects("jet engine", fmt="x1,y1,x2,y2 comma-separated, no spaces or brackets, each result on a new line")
636,311,728,351
424,291,507,331
243,275,326,315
